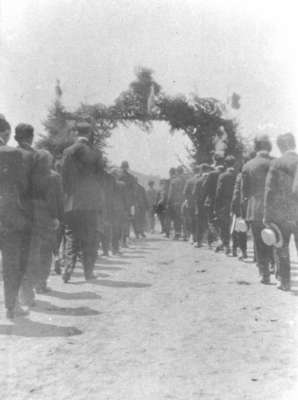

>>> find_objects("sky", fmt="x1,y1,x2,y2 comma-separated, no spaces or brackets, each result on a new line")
1,0,298,176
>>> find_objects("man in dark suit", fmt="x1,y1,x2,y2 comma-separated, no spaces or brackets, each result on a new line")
204,155,225,248
118,161,136,247
193,164,212,247
132,179,149,238
183,165,201,243
14,123,36,294
62,122,105,282
242,135,273,284
167,166,186,240
0,119,30,319
264,133,298,290
215,156,237,254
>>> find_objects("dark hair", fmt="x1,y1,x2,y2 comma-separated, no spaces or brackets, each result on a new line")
15,123,34,142
254,134,272,152
200,163,210,173
213,153,225,166
276,132,296,152
224,155,236,168
0,118,11,133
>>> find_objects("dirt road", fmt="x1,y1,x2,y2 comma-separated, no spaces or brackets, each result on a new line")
1,235,298,400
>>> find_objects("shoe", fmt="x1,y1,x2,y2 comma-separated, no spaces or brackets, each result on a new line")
63,271,71,283
225,247,231,255
260,277,270,285
54,259,62,275
14,304,30,317
85,273,96,281
277,283,290,291
215,245,223,253
102,251,109,257
195,242,203,248
36,286,52,294
232,249,237,257
6,309,15,320
239,252,248,260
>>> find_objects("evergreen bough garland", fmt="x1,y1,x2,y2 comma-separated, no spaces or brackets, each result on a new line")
39,67,244,165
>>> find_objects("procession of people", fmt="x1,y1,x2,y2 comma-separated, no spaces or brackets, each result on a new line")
1,115,298,321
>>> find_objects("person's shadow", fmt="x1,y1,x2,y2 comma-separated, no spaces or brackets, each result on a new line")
89,279,151,288
0,318,82,337
33,300,101,316
43,290,101,300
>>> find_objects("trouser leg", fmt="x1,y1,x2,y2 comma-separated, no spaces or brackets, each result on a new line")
101,224,111,254
251,221,272,280
37,241,53,289
275,222,294,289
112,223,121,253
1,231,23,311
221,214,231,248
19,232,43,306
63,212,80,281
173,205,182,237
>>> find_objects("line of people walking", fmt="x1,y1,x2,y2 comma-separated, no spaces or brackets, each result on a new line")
154,132,298,292
0,118,152,320
1,114,297,320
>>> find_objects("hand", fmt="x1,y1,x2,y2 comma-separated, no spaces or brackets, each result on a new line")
53,218,60,230
263,218,271,227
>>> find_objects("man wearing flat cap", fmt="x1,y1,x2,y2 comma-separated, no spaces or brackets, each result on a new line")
62,122,105,282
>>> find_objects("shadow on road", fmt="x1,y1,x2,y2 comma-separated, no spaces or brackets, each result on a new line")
96,258,131,266
43,290,101,300
94,265,123,272
0,319,83,337
33,300,101,316
119,255,145,259
89,279,151,288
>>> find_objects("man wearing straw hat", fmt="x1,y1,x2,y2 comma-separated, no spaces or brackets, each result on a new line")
265,132,298,291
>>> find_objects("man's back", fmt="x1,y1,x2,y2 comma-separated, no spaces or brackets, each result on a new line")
265,152,298,222
0,144,27,231
242,152,272,221
62,140,104,211
215,167,237,211
168,175,186,205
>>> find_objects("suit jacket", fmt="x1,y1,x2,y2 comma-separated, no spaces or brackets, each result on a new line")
118,170,136,207
264,151,298,223
62,139,104,211
241,152,272,221
231,173,242,217
113,180,129,218
0,142,28,232
167,175,186,206
135,183,148,212
193,173,209,214
183,174,200,206
215,167,237,215
17,144,36,219
204,167,223,210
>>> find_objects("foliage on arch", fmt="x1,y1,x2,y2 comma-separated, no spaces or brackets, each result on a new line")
39,67,244,164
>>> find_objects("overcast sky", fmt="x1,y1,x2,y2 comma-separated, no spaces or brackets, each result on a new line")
1,0,297,176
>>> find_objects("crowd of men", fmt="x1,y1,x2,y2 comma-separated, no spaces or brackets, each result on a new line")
155,132,298,294
1,115,298,320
